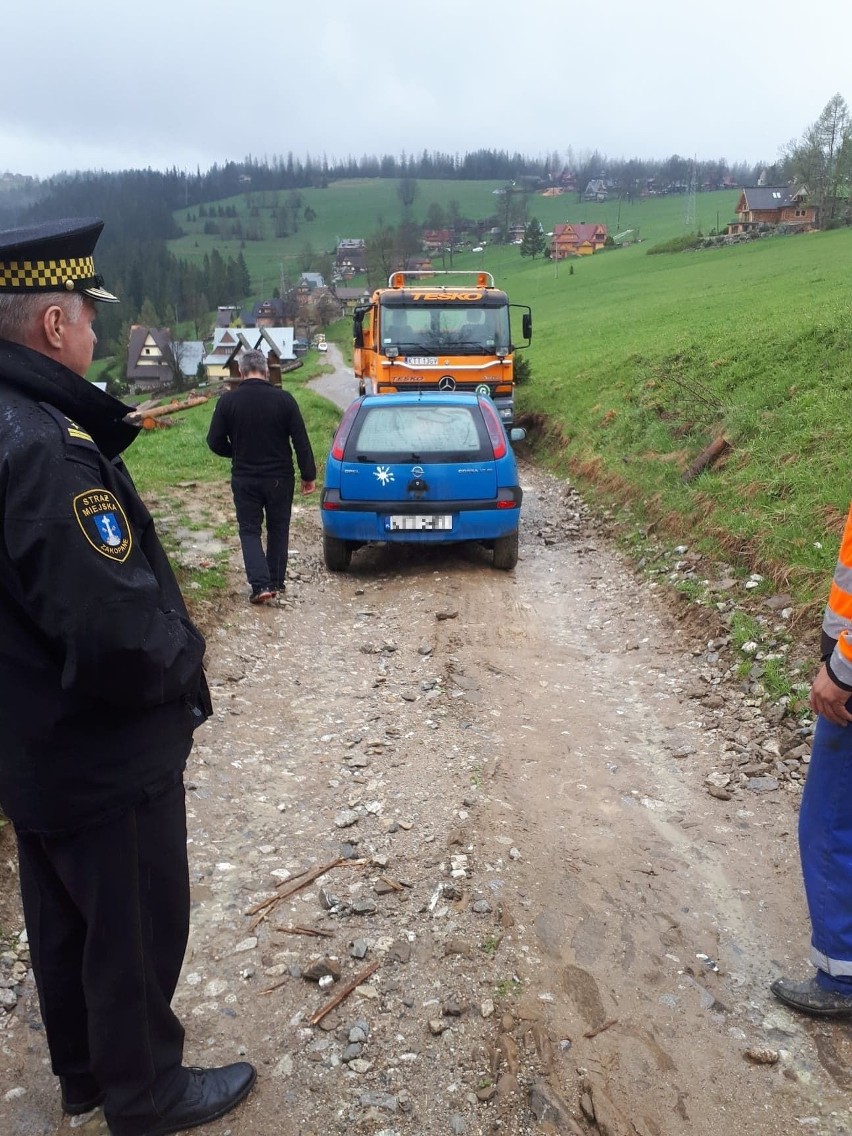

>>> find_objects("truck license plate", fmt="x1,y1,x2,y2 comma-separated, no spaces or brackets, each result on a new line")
387,515,452,531
405,356,438,365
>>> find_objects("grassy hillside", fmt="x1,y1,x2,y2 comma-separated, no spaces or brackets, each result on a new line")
165,178,852,606
499,226,852,603
168,181,740,295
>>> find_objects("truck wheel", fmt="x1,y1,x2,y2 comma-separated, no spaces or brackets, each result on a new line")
323,533,352,572
492,531,519,571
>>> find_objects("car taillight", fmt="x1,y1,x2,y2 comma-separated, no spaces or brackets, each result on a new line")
478,397,507,459
331,399,362,460
497,487,521,509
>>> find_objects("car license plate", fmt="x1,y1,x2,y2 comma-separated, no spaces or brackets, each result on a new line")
405,356,437,365
386,515,452,532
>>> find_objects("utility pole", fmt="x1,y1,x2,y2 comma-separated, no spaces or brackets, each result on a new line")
685,155,697,229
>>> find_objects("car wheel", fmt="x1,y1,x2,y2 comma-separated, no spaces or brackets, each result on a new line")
323,533,353,572
492,530,519,571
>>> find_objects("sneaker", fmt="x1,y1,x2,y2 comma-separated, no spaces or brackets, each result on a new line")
770,975,852,1016
249,588,274,605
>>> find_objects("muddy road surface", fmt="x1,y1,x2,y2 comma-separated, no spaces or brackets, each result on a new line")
1,352,850,1136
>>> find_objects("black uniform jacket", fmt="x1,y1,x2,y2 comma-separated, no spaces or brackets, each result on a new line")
0,341,212,835
206,379,317,481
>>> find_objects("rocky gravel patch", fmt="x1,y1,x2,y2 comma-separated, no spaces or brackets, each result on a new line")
0,462,840,1136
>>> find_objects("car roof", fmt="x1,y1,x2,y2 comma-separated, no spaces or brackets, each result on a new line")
359,392,480,409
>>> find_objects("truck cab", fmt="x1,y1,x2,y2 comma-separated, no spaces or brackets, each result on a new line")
353,271,532,427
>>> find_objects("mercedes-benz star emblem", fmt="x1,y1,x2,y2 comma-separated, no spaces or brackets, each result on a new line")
438,375,456,391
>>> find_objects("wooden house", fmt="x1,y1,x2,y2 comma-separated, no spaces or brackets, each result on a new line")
126,326,174,392
335,238,367,273
728,187,816,233
550,222,608,258
422,229,453,251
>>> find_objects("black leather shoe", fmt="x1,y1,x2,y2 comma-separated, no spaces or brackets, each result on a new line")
60,1074,105,1115
771,975,852,1017
138,1063,256,1136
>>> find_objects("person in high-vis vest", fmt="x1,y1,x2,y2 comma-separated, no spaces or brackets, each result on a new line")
772,503,852,1015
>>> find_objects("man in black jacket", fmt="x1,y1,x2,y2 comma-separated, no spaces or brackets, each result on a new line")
0,219,255,1135
207,348,316,603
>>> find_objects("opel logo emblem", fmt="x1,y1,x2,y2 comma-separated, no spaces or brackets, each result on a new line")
411,465,424,477
438,375,456,391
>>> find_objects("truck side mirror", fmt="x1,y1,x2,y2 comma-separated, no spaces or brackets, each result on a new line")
522,312,532,340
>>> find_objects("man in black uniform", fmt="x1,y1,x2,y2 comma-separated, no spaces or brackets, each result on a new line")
207,348,316,603
0,219,256,1135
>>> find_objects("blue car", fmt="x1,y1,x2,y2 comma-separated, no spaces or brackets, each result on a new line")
321,392,524,571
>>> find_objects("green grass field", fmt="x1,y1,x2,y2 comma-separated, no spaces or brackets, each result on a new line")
167,181,739,298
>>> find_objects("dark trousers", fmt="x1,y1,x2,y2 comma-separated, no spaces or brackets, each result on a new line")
16,781,191,1135
231,474,295,590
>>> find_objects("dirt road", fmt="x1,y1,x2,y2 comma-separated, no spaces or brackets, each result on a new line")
1,349,850,1136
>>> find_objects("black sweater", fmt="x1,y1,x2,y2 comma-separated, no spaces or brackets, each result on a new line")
206,379,317,480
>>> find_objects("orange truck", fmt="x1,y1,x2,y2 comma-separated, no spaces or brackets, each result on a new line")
353,270,532,426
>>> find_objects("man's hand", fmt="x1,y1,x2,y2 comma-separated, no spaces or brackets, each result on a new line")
810,664,852,726
301,480,316,495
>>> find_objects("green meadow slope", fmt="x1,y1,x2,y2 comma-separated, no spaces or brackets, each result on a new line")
167,183,852,602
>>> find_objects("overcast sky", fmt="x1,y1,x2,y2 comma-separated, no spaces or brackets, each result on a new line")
4,0,850,179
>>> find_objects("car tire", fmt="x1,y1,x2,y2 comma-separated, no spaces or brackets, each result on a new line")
492,530,519,571
323,533,353,572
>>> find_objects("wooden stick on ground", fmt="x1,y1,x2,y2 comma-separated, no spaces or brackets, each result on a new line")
583,1017,618,1040
274,925,334,938
247,857,345,933
309,960,380,1026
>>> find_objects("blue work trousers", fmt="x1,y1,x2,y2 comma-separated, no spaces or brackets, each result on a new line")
800,714,852,993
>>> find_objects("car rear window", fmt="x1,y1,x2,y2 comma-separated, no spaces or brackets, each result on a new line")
347,404,489,462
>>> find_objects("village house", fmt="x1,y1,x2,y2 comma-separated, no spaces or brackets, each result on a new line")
422,229,454,252
244,297,290,328
582,179,608,202
334,285,371,315
126,327,206,393
550,222,608,258
335,238,367,273
728,186,817,234
203,326,245,382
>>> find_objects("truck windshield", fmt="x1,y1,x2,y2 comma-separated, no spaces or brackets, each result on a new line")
380,304,510,355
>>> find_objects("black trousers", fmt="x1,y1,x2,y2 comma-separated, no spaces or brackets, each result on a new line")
16,780,191,1134
231,474,295,591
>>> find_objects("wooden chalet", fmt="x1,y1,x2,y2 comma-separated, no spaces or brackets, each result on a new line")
335,238,367,273
550,222,608,258
728,186,816,234
126,326,174,391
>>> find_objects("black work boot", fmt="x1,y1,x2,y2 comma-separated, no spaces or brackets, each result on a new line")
771,975,852,1016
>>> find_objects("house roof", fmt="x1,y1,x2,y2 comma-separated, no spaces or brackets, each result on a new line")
300,272,325,289
126,326,174,380
246,297,288,326
257,326,295,359
552,222,608,244
738,186,802,211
